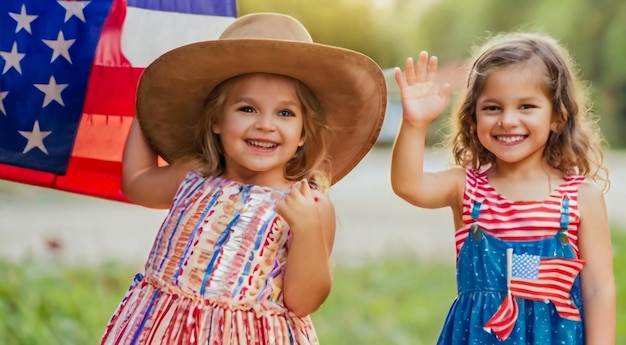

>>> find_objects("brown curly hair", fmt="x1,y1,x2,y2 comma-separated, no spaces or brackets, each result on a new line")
187,73,331,191
447,32,609,189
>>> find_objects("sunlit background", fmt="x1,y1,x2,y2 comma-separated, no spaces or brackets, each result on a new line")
1,0,625,344
240,0,626,148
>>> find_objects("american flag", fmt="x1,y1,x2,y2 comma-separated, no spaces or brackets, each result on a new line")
510,252,584,320
0,0,236,201
484,249,584,341
483,292,518,341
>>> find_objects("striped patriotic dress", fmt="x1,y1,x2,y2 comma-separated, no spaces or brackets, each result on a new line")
437,168,586,344
101,171,318,344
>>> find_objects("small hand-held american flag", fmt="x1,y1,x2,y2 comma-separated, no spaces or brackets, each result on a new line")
484,248,585,341
0,0,236,202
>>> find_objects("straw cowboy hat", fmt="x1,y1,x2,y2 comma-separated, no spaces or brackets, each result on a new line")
136,12,387,184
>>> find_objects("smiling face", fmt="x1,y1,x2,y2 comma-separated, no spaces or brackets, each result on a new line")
211,73,305,187
475,60,557,167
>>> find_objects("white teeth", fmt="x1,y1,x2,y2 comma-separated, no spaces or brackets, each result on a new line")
496,135,525,143
248,140,277,148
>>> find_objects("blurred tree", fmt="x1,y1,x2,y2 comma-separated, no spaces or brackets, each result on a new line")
236,0,626,146
525,0,626,145
237,0,380,62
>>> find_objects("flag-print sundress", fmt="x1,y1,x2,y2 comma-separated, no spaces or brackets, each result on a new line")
101,171,319,344
437,168,586,344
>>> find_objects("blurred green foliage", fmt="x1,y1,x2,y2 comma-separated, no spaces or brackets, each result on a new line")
1,231,624,344
237,0,626,147
313,259,456,344
0,260,134,345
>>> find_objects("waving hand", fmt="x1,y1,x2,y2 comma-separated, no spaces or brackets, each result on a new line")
394,51,451,128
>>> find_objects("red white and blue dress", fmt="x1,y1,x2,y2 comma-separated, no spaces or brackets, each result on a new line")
437,168,586,344
101,172,318,344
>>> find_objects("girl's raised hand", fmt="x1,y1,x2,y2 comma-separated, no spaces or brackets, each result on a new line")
394,51,451,128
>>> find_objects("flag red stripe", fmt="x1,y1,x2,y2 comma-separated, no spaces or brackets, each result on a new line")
83,65,144,116
0,164,56,185
551,310,582,320
484,293,518,340
55,156,128,201
510,287,571,301
93,0,131,67
0,158,127,202
540,264,585,274
511,278,576,293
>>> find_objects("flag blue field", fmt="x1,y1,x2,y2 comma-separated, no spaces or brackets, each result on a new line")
0,0,236,201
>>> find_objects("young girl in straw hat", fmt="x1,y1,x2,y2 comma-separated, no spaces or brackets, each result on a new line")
391,32,614,344
100,12,386,345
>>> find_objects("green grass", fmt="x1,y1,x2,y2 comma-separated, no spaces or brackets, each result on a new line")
312,260,455,344
0,232,625,345
0,260,134,345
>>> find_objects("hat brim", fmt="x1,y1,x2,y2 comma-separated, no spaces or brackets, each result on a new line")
136,39,387,185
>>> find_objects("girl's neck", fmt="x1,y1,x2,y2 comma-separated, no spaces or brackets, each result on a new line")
489,156,555,179
486,159,563,202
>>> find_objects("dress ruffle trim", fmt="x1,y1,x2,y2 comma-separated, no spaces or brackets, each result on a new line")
101,275,317,345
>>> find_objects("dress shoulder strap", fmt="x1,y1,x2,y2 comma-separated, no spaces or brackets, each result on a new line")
557,175,585,192
463,168,488,221
464,168,488,199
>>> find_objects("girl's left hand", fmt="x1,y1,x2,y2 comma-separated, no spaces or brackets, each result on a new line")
276,179,320,232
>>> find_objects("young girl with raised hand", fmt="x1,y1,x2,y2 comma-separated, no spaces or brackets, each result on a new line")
101,13,387,344
391,32,615,344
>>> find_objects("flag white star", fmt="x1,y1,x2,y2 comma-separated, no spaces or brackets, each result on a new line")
0,91,8,115
34,76,69,107
9,4,38,34
0,42,26,75
18,121,52,154
42,31,76,63
58,1,90,23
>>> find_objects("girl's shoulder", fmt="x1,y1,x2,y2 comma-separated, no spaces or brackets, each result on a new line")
463,166,488,186
575,176,604,200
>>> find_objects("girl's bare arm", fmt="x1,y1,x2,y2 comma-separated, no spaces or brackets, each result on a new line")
390,52,463,209
121,117,192,208
577,180,615,344
278,181,336,316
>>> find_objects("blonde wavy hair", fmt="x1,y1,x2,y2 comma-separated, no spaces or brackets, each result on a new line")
447,32,609,190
